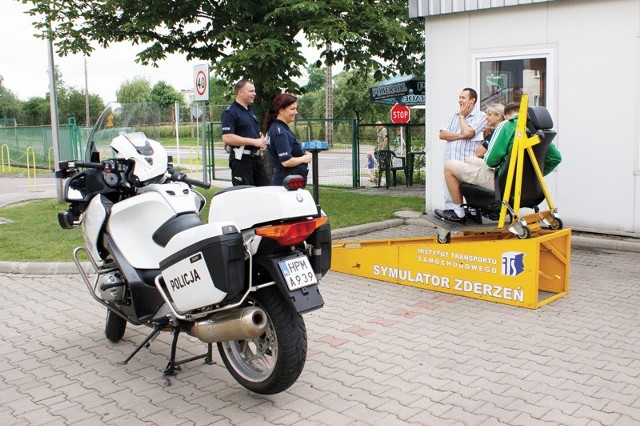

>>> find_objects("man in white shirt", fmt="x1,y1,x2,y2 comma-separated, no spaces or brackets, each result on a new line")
439,88,487,209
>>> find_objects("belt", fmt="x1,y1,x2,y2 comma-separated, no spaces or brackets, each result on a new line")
228,146,259,157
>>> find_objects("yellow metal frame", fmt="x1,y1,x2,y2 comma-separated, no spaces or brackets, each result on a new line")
47,147,55,171
497,95,557,231
26,146,37,192
189,147,200,175
1,144,10,173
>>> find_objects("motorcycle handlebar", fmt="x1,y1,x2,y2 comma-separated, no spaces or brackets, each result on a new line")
76,161,105,169
167,168,211,189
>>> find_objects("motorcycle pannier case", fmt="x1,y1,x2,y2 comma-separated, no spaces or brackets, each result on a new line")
159,223,245,312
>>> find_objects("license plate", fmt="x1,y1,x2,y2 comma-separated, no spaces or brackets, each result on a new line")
279,256,318,291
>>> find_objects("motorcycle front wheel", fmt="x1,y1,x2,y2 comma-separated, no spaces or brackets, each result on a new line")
105,309,127,342
217,285,307,395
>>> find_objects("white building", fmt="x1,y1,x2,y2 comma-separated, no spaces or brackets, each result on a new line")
409,0,640,237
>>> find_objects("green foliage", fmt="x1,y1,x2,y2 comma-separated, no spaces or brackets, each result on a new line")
20,96,50,125
23,0,424,122
297,90,325,120
0,82,22,119
58,87,105,125
151,81,182,108
209,77,232,106
117,77,152,103
303,66,326,93
333,69,390,123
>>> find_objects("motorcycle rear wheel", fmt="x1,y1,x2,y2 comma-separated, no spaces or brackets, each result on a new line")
218,286,307,395
105,310,127,342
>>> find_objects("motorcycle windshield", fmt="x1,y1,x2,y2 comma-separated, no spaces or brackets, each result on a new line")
86,103,163,162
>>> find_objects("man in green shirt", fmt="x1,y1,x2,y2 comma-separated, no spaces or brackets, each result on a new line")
435,111,561,223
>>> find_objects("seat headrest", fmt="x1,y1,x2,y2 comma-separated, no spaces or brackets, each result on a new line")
527,106,554,131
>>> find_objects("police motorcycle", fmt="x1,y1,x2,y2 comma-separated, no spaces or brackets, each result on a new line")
55,103,331,394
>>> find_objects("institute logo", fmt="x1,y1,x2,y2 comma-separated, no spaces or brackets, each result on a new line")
501,251,524,276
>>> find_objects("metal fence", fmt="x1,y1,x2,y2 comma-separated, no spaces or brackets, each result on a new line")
2,114,426,191
0,119,89,172
356,123,426,187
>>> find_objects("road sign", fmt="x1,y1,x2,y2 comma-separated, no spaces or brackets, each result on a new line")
193,64,209,101
191,105,203,119
390,103,411,124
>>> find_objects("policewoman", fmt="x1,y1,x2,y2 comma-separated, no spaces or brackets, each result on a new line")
220,79,269,186
264,93,312,186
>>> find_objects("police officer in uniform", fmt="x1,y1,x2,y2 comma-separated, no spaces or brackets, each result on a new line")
221,79,269,186
264,93,312,186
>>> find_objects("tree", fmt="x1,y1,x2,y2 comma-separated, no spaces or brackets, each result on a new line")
59,87,104,125
297,90,325,120
333,69,388,123
25,0,424,118
150,81,182,108
116,77,152,103
20,97,50,125
0,76,22,120
303,66,326,93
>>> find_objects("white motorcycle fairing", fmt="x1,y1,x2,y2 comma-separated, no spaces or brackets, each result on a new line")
209,187,318,229
107,182,202,269
82,195,109,265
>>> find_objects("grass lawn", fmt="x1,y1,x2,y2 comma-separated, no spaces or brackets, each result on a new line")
0,188,424,262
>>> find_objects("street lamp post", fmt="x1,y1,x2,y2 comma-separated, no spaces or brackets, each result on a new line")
47,22,63,202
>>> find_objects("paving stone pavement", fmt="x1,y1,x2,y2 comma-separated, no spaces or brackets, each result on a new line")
2,222,640,425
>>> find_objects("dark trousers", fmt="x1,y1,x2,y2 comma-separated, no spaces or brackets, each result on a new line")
229,156,270,186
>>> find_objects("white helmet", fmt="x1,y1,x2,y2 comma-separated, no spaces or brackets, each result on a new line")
110,132,168,184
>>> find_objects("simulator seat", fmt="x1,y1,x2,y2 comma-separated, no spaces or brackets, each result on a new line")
459,106,562,237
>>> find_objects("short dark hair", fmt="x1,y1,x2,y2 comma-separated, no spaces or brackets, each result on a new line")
234,79,253,94
463,87,478,102
504,102,520,116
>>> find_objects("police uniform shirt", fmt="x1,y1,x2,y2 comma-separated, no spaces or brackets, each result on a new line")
220,101,260,155
267,120,307,171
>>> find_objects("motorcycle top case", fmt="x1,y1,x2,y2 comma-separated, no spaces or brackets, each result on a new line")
159,222,245,312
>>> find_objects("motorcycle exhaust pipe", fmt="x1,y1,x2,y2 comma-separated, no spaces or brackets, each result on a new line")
187,307,268,343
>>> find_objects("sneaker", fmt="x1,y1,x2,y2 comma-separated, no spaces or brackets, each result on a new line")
435,209,466,223
465,207,483,225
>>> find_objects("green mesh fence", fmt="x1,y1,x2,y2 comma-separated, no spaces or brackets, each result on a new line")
0,124,89,172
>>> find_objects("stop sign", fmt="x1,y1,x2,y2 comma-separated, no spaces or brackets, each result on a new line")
390,103,411,124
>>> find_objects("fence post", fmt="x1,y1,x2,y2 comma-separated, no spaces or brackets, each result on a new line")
1,144,10,173
352,119,359,188
26,146,37,192
207,122,215,181
47,147,54,171
189,147,199,176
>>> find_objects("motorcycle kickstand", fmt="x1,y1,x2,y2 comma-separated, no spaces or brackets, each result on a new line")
162,326,182,386
162,329,215,387
118,321,166,366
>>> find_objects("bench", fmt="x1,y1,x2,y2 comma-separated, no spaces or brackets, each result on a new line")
374,149,407,189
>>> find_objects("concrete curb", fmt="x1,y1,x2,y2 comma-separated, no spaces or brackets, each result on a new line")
2,218,639,275
0,261,90,275
331,218,405,239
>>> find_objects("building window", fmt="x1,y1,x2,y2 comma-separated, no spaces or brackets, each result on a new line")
478,58,547,110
